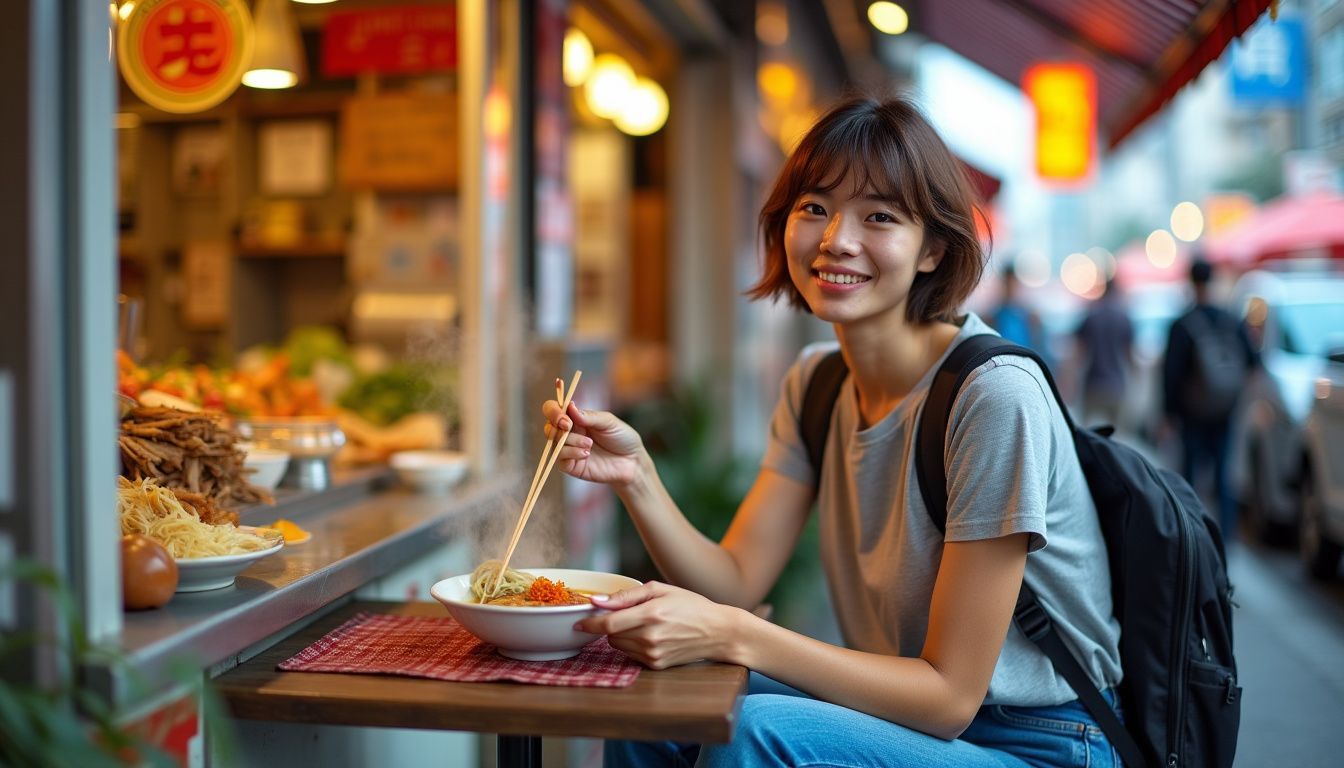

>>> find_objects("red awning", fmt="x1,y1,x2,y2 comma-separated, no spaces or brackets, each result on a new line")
960,159,1002,202
1203,192,1344,266
914,0,1273,148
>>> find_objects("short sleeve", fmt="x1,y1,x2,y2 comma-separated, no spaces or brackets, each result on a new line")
759,342,840,486
942,358,1056,552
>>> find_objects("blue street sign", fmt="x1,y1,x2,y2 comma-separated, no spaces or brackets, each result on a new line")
1230,16,1307,106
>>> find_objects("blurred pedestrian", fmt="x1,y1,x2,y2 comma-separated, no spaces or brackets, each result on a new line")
989,263,1050,362
1162,257,1256,542
1075,277,1134,429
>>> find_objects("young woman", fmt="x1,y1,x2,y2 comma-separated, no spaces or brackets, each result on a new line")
543,96,1124,767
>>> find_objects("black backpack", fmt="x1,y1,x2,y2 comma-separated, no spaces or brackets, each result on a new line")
1178,309,1248,422
801,335,1241,768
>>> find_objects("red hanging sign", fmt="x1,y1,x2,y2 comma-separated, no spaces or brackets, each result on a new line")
322,4,457,77
117,0,254,114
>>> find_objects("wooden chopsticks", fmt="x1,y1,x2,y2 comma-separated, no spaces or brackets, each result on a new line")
491,370,582,595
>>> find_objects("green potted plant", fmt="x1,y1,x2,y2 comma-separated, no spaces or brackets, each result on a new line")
0,559,180,767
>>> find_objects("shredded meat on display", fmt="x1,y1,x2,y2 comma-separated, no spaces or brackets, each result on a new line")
119,407,272,525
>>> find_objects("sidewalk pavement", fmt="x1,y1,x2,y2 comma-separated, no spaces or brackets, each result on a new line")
1229,545,1344,767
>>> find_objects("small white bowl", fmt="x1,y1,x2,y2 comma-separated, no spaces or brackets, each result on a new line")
389,450,469,494
430,568,642,660
243,447,291,491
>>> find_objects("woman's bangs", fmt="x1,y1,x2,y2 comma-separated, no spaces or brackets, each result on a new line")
797,121,915,214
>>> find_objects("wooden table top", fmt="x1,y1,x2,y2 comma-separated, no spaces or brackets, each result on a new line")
215,601,749,743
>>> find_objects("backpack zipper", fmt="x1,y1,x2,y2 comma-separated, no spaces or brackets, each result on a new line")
1150,467,1196,768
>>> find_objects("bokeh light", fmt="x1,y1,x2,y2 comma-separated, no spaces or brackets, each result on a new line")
1086,246,1116,280
1015,250,1052,288
563,28,594,87
584,54,635,119
1061,252,1100,297
1170,201,1204,242
867,2,910,35
614,78,669,136
1145,229,1178,267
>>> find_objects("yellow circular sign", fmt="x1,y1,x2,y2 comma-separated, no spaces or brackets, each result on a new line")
118,0,254,114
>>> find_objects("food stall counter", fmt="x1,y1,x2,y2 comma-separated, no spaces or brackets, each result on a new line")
97,469,510,703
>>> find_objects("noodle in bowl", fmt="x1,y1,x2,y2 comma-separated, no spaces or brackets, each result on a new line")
430,568,642,661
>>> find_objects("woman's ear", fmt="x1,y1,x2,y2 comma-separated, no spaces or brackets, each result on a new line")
917,238,946,274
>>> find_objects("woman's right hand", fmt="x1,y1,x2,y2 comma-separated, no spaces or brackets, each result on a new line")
542,400,646,488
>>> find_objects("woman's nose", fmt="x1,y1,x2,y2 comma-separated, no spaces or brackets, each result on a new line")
820,214,859,257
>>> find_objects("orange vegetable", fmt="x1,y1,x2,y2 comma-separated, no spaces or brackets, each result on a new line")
525,577,574,604
265,518,311,544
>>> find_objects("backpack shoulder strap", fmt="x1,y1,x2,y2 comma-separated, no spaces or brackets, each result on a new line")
801,350,849,487
914,334,1054,530
1017,584,1147,768
914,334,1146,768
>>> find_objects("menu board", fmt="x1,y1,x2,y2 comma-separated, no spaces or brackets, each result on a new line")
340,93,457,190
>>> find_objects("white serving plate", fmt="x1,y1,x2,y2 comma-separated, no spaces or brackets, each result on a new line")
175,527,284,592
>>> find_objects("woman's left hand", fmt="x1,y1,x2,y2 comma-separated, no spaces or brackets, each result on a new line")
575,581,744,669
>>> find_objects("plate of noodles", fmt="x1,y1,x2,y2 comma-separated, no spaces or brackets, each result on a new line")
118,476,284,592
174,527,284,592
430,560,642,660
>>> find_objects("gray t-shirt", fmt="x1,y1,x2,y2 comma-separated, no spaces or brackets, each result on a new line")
761,313,1123,706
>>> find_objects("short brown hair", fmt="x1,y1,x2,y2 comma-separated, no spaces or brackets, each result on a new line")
747,96,988,323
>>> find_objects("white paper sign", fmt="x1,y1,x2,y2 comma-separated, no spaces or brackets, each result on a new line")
259,120,333,196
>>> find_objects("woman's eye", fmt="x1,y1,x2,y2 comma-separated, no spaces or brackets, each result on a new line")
869,212,897,223
801,203,826,216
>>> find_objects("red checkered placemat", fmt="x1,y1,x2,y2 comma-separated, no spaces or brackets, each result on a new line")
277,612,641,687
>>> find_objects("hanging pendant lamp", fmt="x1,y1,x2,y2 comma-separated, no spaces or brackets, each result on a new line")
243,0,305,89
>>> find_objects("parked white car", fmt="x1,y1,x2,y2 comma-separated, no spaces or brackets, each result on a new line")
1300,349,1344,579
1230,267,1344,543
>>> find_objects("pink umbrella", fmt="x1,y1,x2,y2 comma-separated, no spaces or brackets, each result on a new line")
1203,192,1344,266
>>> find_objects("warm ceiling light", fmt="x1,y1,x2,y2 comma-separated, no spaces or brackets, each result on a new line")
1170,201,1205,242
614,77,669,136
563,28,594,87
244,0,304,90
584,54,634,119
867,2,909,35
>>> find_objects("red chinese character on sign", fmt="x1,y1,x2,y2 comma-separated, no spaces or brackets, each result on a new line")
139,0,234,92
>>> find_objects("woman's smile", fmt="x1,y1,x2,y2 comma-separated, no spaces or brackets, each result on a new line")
813,268,872,292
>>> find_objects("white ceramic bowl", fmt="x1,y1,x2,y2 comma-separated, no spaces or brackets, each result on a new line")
243,446,291,491
389,450,470,494
430,568,642,660
175,527,284,592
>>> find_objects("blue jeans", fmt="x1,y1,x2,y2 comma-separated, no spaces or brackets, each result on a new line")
605,673,1121,767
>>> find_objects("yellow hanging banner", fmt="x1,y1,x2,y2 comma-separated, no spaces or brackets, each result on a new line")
1024,62,1096,184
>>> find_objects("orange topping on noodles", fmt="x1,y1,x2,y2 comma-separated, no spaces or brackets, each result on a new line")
525,577,574,604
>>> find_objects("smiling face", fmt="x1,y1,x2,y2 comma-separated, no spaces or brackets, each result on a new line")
784,175,943,328
749,97,987,326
